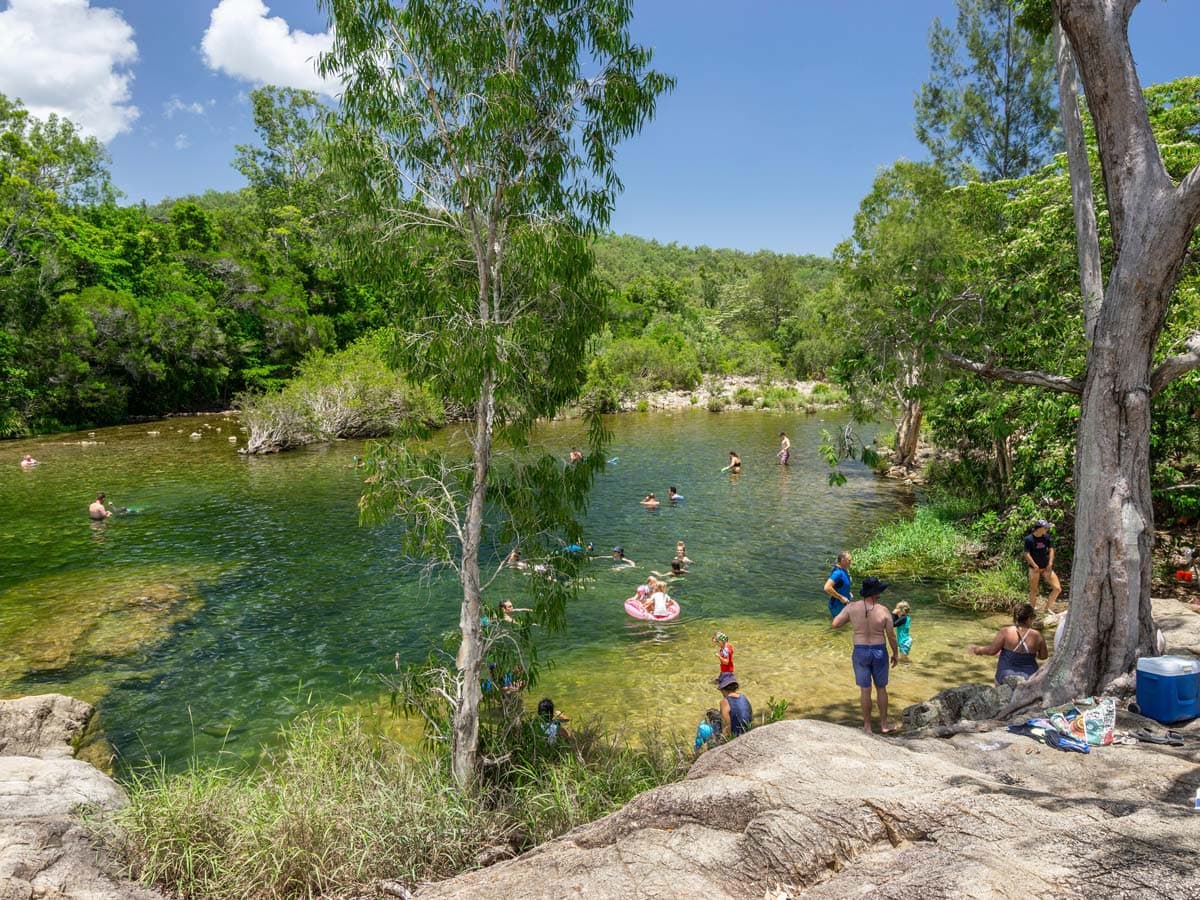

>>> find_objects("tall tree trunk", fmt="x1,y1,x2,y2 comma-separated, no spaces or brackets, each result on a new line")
992,434,1011,498
1041,324,1157,704
1052,13,1103,340
894,397,923,469
451,376,494,787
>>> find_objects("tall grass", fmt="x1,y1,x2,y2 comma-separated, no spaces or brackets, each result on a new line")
946,558,1028,612
854,507,976,580
101,710,689,899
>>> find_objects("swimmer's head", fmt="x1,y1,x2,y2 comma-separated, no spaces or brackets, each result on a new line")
96,493,106,501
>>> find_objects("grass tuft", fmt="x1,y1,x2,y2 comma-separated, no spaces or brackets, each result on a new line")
99,710,689,899
854,507,976,580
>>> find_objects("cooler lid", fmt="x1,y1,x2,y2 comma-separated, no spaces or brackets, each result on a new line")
1137,655,1200,675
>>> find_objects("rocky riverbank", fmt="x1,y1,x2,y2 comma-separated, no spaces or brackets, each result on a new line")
6,599,1199,899
0,695,161,900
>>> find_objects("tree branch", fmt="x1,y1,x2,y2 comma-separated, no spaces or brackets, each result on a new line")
1150,332,1200,395
1178,161,1200,226
941,351,1083,394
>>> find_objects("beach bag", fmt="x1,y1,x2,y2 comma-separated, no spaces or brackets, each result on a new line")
1046,698,1115,746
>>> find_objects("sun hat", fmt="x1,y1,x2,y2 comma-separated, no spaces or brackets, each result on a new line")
861,576,890,597
716,672,739,691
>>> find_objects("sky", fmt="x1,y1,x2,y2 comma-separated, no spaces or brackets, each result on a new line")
1,0,1198,256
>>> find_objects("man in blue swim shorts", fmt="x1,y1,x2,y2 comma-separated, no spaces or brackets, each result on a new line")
832,576,900,734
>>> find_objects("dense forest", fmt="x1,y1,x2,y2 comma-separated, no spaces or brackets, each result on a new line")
0,87,835,441
3,71,1199,523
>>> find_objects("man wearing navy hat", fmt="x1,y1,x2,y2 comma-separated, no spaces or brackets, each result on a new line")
1023,519,1061,611
832,576,899,734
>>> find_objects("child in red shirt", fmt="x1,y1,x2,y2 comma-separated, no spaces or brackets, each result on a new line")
713,631,734,675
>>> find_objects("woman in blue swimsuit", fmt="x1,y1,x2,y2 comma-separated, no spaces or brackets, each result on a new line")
968,603,1048,684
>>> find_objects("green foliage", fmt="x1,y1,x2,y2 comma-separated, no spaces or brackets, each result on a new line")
237,333,443,452
853,507,976,580
733,386,757,407
706,394,728,412
914,0,1059,181
946,558,1028,612
764,696,790,724
105,709,687,898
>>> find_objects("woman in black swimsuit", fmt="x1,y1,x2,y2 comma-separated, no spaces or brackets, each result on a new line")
721,451,741,474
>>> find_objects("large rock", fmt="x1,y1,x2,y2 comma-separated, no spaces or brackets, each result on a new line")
0,695,163,900
901,681,1013,729
415,719,1200,899
0,694,92,759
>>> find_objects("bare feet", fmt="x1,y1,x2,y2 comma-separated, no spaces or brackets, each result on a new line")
863,724,873,734
880,723,898,735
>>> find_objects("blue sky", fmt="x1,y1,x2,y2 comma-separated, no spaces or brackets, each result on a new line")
2,1,1198,256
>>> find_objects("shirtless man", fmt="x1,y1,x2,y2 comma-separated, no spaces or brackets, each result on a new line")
89,493,112,520
831,576,899,734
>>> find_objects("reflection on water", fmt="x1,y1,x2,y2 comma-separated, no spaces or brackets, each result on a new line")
0,410,1001,769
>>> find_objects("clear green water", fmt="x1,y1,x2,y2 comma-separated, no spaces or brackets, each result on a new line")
0,410,1000,768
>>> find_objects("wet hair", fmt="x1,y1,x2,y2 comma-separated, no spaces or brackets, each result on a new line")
1014,603,1037,626
96,493,106,501
537,698,554,720
669,486,678,493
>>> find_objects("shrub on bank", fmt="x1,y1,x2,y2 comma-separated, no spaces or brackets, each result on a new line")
104,710,688,899
947,559,1028,612
854,507,976,580
237,334,443,453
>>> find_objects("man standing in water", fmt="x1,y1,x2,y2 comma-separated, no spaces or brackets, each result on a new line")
831,576,899,734
88,493,112,520
822,551,852,618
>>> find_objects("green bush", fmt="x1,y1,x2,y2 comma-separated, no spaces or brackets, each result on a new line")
237,333,442,453
733,387,757,407
946,559,1028,612
761,386,801,410
706,395,728,412
583,335,701,401
854,507,976,580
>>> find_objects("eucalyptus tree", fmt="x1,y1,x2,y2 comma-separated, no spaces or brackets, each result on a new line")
317,0,670,785
836,161,980,469
915,0,1059,181
945,2,1200,703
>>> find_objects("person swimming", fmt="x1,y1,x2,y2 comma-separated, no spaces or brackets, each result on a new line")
20,454,38,468
612,546,636,567
640,492,660,508
668,486,683,503
721,451,741,474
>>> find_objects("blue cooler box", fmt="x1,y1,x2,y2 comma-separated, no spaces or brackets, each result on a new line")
1136,656,1200,724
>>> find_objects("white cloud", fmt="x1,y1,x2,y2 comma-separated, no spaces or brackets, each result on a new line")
0,0,139,141
174,133,191,151
164,96,212,119
201,0,339,97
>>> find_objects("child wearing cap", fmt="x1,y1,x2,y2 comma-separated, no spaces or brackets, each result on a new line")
891,601,912,662
1023,520,1061,611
